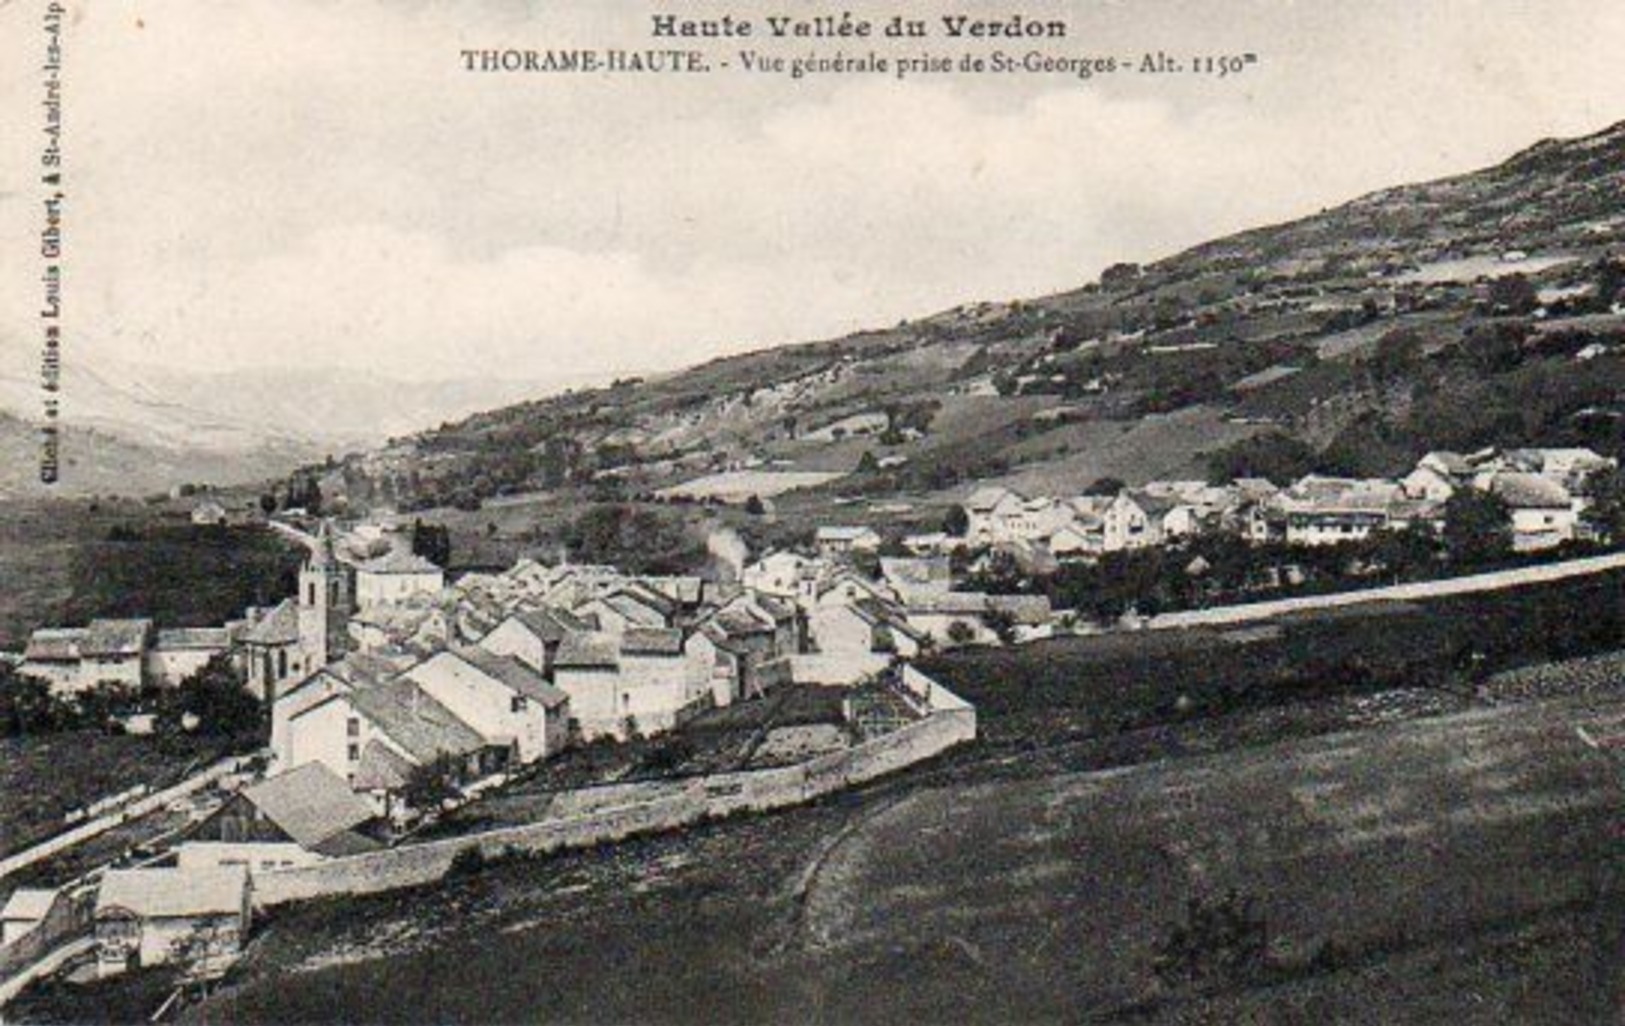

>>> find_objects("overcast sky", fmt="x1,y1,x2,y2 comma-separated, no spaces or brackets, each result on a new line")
1,0,1622,385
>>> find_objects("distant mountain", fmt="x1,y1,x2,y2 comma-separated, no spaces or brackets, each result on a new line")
118,363,620,449
0,352,615,498
316,118,1625,526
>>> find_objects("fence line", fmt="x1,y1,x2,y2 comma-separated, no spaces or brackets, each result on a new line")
0,756,249,883
1146,551,1625,631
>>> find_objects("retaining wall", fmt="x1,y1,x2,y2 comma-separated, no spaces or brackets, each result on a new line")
252,672,974,908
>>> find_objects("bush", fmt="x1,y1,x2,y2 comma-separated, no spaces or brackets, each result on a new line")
446,845,487,878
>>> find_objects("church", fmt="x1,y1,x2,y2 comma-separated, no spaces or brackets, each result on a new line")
240,521,353,702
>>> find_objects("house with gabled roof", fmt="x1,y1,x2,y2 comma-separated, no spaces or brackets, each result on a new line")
19,618,154,695
95,866,251,978
282,671,498,814
1483,471,1582,551
239,599,306,701
477,606,591,678
550,628,709,739
145,627,232,687
354,549,445,610
179,762,383,874
404,647,570,763
815,525,882,558
574,584,676,634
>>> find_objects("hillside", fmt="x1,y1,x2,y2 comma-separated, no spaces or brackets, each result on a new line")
318,119,1625,541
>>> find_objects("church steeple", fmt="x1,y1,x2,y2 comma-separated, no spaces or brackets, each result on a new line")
298,518,351,670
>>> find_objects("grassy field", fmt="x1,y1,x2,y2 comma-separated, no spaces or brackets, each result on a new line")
109,694,1625,1026
0,498,302,649
920,567,1625,755
19,572,1625,1023
0,731,225,857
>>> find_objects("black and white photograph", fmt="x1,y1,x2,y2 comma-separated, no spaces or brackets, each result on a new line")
1,0,1624,1021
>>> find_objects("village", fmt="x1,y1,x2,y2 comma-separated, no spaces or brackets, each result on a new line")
0,504,993,1002
0,436,1619,1005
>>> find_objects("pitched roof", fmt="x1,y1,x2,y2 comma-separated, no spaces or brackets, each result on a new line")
351,740,416,792
816,525,879,542
634,575,705,606
620,627,685,657
359,550,444,576
155,627,232,651
448,647,570,707
554,631,620,670
906,591,991,615
81,619,153,657
237,762,376,849
240,599,300,646
509,606,591,643
346,680,486,763
96,866,247,920
607,583,677,618
1487,472,1573,509
880,556,952,590
851,598,929,643
1,888,59,921
23,627,85,662
988,594,1055,625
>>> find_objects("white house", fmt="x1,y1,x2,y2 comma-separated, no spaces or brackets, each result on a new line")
404,647,571,764
550,628,708,740
144,628,232,687
177,762,382,874
94,866,251,979
189,501,228,526
742,551,823,600
1484,472,1581,551
815,525,882,558
19,618,154,695
476,606,592,679
1,888,62,947
1275,476,1406,547
354,550,445,610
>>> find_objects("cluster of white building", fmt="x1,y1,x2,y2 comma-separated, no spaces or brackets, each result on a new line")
915,446,1616,561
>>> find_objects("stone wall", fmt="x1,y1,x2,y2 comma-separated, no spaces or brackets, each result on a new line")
252,670,974,908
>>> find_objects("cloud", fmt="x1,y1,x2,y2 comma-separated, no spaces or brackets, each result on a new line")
0,0,1621,384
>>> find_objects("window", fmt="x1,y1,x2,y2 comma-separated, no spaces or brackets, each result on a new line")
277,650,288,678
347,743,360,761
346,717,360,737
622,692,631,710
511,695,526,714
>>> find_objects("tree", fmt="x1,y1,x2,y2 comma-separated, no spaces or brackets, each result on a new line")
1084,476,1126,497
1581,468,1625,545
0,668,61,736
942,505,970,538
411,519,452,567
1485,273,1539,316
1460,320,1528,373
160,654,264,748
945,620,977,646
743,494,766,516
1100,261,1142,290
1368,328,1425,384
401,753,464,813
1442,489,1512,565
855,450,880,474
1205,433,1318,486
258,492,278,515
983,608,1018,646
